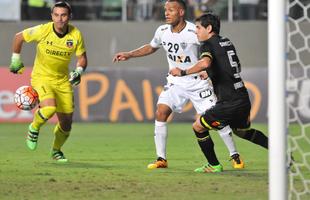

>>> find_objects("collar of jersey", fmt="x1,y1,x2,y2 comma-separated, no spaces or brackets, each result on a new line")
170,21,187,34
52,23,69,38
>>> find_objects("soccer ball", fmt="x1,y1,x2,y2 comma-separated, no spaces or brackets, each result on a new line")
14,86,39,110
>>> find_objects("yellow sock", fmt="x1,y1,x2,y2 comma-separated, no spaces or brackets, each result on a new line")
31,106,56,131
52,123,70,151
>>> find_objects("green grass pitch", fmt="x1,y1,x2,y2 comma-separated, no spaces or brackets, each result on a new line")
0,123,268,200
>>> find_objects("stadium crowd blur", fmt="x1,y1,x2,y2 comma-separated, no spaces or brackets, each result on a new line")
17,0,269,21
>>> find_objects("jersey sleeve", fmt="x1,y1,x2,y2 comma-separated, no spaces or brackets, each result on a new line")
75,31,86,56
199,43,213,60
22,24,45,43
149,26,163,48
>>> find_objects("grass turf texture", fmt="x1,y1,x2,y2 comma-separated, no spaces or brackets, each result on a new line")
0,123,268,200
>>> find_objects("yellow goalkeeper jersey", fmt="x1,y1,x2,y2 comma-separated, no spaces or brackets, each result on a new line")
23,22,86,82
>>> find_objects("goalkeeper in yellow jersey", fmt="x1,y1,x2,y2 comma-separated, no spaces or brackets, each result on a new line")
9,1,87,162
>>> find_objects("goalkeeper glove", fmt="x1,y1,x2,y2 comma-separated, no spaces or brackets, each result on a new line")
69,66,84,86
9,53,25,74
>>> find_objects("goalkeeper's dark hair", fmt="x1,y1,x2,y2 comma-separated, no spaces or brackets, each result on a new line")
166,0,187,11
51,1,72,16
195,13,221,34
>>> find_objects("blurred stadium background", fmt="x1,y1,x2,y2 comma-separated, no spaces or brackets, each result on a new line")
0,0,271,124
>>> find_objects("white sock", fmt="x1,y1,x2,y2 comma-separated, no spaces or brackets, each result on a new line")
154,120,168,160
218,125,238,156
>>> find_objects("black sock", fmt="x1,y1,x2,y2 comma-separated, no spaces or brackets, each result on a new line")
194,129,220,166
234,128,268,149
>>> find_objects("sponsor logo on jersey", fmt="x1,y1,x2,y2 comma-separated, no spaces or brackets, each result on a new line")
219,41,232,47
199,89,212,98
46,49,72,57
168,54,191,63
66,39,74,48
46,41,53,45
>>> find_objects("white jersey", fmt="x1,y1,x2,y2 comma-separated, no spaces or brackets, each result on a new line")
150,21,216,114
150,21,201,88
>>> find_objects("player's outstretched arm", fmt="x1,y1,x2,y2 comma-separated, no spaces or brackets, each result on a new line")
112,44,158,63
112,52,131,62
170,57,212,77
9,32,25,74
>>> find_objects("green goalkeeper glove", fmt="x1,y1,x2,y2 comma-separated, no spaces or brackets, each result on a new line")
69,66,84,86
9,53,24,74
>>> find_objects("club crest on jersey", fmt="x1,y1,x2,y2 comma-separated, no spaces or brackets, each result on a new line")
66,39,73,48
180,42,187,50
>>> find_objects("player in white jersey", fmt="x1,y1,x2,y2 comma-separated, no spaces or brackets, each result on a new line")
150,20,215,114
113,0,243,170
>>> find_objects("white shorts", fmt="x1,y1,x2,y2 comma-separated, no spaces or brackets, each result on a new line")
157,78,217,114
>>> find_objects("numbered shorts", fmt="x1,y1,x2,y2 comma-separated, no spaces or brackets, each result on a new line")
31,79,74,114
157,79,216,115
200,96,251,130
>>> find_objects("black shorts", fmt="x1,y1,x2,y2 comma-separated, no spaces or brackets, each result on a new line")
200,96,251,130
